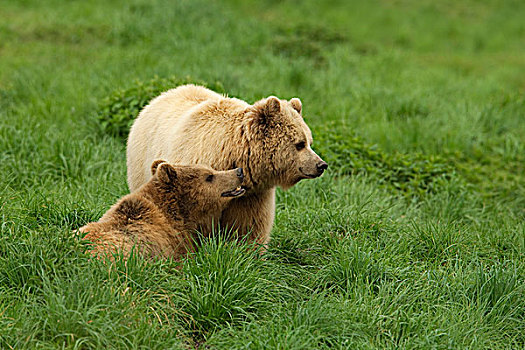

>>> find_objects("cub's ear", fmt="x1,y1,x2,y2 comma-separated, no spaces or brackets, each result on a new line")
157,163,178,183
253,96,281,125
290,98,302,114
151,160,167,175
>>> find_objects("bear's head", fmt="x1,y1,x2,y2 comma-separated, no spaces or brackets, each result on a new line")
149,160,246,220
246,96,328,190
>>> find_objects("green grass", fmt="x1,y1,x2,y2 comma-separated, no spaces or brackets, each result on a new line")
0,0,524,348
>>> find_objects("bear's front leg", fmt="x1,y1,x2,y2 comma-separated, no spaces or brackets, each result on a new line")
219,188,276,249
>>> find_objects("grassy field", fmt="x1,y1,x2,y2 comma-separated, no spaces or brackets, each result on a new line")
1,0,524,348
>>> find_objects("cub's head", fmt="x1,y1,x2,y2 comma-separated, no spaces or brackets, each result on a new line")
150,160,245,217
247,96,327,190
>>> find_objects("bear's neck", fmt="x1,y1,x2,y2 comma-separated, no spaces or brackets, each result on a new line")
233,121,280,193
143,184,207,236
138,184,187,225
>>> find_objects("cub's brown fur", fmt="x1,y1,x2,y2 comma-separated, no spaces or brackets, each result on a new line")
79,161,245,259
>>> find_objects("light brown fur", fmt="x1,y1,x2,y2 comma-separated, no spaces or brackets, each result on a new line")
79,161,245,259
127,85,327,247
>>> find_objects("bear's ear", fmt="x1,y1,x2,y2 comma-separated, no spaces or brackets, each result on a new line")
151,160,167,175
290,98,302,114
264,96,281,116
253,96,281,125
157,163,178,184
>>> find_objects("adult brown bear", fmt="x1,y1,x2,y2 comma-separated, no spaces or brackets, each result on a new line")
127,85,327,247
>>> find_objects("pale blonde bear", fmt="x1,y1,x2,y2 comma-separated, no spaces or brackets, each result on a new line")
80,160,245,259
127,85,327,248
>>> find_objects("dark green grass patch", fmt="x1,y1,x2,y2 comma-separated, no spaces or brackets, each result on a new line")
270,23,349,66
314,122,456,197
96,76,226,138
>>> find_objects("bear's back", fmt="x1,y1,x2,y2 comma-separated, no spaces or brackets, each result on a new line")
127,85,248,191
81,193,192,259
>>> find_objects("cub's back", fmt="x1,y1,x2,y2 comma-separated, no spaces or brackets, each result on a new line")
81,195,187,259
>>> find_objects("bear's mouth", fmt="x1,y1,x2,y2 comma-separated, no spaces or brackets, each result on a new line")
299,167,320,179
221,187,246,197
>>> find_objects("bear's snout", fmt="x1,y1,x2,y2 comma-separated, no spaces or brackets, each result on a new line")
317,161,328,174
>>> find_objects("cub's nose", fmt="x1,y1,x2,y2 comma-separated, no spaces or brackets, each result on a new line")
317,161,328,173
236,167,244,181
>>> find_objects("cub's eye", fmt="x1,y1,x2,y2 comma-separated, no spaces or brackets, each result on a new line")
206,174,214,182
295,141,306,151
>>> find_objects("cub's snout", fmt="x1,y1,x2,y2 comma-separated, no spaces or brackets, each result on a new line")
221,167,246,197
236,167,244,181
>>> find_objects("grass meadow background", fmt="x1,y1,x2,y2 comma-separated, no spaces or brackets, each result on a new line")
1,0,524,348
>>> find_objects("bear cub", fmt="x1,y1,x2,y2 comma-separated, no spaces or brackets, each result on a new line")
79,160,245,260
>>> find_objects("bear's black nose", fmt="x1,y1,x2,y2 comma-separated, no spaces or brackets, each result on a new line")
317,161,328,172
236,167,244,180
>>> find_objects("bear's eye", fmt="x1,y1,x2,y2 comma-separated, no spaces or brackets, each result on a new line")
295,141,306,151
206,174,214,182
